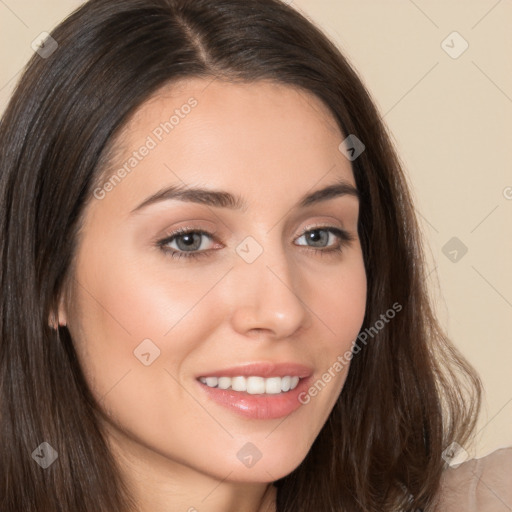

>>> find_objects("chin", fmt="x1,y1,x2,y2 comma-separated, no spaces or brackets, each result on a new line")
206,438,311,483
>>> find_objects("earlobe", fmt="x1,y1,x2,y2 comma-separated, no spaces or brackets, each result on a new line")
48,294,68,329
48,311,67,329
48,311,59,329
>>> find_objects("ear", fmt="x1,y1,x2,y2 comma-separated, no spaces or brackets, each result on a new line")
48,292,68,330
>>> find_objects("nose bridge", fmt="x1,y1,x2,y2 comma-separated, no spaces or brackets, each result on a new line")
228,233,310,337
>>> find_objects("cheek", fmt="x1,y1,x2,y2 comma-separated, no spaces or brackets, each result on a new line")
67,249,225,395
318,252,367,347
308,252,367,397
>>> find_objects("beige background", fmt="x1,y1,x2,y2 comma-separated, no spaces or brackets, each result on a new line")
1,0,510,459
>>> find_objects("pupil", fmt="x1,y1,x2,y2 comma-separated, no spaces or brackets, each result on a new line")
178,233,200,250
309,229,326,246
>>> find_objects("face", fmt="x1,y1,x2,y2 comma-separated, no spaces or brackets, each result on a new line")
58,78,367,485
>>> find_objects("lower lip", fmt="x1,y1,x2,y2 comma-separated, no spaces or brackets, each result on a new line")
197,376,313,420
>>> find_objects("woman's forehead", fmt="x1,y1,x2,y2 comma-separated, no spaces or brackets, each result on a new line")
93,78,355,213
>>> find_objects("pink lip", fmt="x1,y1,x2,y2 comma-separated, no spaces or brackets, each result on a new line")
196,362,314,420
196,362,313,379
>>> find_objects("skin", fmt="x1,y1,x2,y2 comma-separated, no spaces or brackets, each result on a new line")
54,78,367,512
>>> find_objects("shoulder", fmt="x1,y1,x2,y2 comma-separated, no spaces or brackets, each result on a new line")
436,446,512,511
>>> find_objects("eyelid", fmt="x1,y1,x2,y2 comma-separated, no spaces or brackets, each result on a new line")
156,222,355,261
295,221,356,244
297,221,349,237
157,226,220,249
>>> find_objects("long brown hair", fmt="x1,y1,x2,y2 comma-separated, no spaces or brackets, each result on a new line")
0,0,481,510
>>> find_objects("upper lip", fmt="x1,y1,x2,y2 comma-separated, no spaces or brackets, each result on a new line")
196,362,313,379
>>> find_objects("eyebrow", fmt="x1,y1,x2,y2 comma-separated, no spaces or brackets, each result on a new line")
130,177,359,215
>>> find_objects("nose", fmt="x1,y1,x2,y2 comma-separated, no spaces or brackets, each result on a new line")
227,240,311,340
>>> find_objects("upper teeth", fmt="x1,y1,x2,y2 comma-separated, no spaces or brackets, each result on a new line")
199,375,300,394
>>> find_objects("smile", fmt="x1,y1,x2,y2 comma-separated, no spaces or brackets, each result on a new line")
198,375,301,394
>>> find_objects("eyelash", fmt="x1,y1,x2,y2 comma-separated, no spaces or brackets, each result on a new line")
156,225,355,261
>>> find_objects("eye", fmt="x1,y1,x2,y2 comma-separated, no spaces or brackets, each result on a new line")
157,227,217,260
156,225,355,261
295,226,354,255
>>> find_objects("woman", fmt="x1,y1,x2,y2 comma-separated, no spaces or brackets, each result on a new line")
0,0,484,510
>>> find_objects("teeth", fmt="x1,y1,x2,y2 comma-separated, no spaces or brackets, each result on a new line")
205,377,218,387
231,376,246,392
281,376,291,392
217,376,231,389
199,375,301,394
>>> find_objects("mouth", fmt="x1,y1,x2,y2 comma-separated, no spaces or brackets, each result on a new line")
197,375,301,395
195,362,313,419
